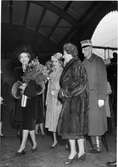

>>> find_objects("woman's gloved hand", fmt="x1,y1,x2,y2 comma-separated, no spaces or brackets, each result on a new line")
58,88,71,103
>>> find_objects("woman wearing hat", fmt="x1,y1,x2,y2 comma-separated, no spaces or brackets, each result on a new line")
58,43,89,165
13,45,42,155
45,52,63,148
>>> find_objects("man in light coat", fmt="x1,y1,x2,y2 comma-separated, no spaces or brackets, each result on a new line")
81,40,108,153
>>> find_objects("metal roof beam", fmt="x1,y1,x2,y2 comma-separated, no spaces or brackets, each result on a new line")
2,23,58,48
59,2,99,46
48,1,72,39
23,1,30,25
35,8,46,32
59,1,117,46
32,1,76,26
9,0,13,24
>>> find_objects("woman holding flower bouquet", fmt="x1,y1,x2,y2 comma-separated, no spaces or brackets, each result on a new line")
45,52,63,148
13,45,44,155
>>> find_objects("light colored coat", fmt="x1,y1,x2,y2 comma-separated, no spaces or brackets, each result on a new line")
45,67,63,132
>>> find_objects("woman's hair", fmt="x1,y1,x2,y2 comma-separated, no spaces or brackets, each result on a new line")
15,45,34,61
63,43,78,58
18,52,31,62
51,52,63,66
51,52,62,61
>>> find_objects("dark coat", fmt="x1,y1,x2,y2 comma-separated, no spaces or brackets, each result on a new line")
11,67,42,130
58,58,89,139
83,54,108,136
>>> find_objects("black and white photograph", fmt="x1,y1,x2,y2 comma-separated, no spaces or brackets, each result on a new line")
0,1,117,167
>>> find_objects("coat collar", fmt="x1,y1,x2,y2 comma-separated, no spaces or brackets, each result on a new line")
60,58,78,83
64,58,77,70
87,53,96,62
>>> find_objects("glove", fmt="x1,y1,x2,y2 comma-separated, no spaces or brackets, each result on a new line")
51,90,55,95
98,99,104,108
58,88,70,103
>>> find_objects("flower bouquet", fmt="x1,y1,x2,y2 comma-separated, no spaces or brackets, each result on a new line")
20,57,51,107
22,57,50,86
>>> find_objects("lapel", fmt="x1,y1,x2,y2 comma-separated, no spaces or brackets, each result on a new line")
60,58,77,85
88,53,96,62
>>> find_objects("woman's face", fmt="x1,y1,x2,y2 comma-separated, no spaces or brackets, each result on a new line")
19,52,30,65
63,50,72,64
52,58,59,67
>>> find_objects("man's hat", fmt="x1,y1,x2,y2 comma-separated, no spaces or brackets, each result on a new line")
80,40,92,48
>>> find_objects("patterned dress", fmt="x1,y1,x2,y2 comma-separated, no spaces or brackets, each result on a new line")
45,66,63,132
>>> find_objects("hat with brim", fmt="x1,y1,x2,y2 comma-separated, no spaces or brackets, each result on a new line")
81,40,92,48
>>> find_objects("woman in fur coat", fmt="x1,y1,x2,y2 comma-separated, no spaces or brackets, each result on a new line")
58,43,89,165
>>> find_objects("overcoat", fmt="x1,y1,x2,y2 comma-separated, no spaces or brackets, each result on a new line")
58,58,89,139
45,66,63,132
11,67,42,130
83,54,108,136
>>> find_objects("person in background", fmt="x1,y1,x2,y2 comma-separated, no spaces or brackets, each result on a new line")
105,81,112,133
0,96,4,137
105,53,117,167
35,93,45,136
58,43,89,165
107,52,117,128
45,52,63,148
81,39,108,153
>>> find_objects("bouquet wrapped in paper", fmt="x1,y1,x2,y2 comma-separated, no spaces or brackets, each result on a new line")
20,57,52,107
11,58,53,104
22,57,50,86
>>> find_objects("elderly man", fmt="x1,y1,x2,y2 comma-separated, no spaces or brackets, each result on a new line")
81,40,108,153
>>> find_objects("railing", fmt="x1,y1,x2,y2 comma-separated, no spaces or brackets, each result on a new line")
92,45,118,61
92,45,118,51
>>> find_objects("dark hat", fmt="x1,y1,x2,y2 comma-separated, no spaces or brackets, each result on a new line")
15,45,34,61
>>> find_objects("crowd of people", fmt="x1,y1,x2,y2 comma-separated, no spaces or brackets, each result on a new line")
0,40,116,166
